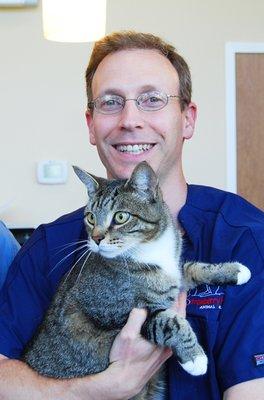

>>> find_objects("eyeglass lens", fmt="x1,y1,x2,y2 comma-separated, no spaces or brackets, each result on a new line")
94,91,169,114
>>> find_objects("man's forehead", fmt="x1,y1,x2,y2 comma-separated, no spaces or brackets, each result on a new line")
91,48,180,97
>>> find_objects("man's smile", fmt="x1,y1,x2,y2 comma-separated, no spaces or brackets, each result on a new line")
113,143,155,155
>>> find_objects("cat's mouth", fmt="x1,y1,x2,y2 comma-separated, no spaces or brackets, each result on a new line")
113,143,155,155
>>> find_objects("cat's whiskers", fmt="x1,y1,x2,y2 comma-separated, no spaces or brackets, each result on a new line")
63,248,91,285
122,255,131,287
48,243,89,276
51,240,88,257
76,250,92,284
136,259,153,271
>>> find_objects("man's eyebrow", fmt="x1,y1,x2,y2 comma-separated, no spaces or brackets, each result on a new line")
98,85,160,97
139,84,160,92
98,88,123,96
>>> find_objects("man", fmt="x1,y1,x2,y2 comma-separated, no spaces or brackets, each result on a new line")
0,221,20,289
0,31,263,399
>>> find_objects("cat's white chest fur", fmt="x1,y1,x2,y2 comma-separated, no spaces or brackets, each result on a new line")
131,225,181,282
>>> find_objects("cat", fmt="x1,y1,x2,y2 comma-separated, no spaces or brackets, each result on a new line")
22,161,251,399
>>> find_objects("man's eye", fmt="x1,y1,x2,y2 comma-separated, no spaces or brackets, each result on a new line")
140,94,164,107
149,96,161,102
100,96,123,110
103,99,118,106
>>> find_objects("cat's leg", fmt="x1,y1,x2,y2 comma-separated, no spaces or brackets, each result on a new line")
183,261,251,289
142,310,208,376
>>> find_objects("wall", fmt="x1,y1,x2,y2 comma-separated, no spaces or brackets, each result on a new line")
0,1,264,227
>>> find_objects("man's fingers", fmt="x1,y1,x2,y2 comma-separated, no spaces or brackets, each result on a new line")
170,291,187,317
177,291,187,310
122,308,147,335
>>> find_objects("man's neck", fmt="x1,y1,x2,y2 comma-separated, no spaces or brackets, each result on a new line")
159,169,188,221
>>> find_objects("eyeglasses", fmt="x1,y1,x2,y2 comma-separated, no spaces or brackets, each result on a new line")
88,90,181,115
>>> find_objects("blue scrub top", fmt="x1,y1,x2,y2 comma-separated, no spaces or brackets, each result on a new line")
0,185,264,399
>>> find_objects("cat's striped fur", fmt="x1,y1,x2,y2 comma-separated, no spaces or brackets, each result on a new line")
22,162,251,399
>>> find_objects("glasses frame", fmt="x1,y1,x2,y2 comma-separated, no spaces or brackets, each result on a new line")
88,91,181,115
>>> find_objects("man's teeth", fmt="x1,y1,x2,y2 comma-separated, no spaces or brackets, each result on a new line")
115,144,153,154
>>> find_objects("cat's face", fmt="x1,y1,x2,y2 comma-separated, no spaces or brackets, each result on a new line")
74,162,169,259
85,188,163,259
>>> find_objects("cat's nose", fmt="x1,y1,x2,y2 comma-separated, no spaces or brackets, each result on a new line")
92,234,105,245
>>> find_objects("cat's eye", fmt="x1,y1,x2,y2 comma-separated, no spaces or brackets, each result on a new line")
86,212,96,226
114,211,131,225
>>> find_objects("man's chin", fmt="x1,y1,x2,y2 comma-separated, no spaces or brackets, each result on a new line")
106,164,142,180
107,169,133,180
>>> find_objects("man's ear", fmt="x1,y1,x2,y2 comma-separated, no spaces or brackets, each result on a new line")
85,110,96,146
182,102,197,140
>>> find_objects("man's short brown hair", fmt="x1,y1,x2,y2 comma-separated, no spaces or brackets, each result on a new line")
85,31,192,111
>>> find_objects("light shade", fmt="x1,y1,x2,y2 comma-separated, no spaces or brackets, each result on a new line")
42,0,106,43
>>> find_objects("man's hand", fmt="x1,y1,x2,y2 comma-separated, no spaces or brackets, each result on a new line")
107,292,187,399
109,308,172,397
171,290,187,316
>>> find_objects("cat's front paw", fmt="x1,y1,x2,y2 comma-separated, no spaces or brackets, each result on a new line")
235,263,251,285
180,354,208,376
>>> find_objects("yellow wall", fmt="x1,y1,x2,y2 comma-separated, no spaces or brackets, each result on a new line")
0,1,264,227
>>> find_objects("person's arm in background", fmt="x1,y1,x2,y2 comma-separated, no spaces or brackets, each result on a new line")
223,378,264,400
0,294,187,400
0,221,20,289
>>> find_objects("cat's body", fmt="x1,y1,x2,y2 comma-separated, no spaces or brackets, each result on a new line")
22,162,251,399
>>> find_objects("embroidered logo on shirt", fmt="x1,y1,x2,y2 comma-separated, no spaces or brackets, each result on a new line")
187,285,225,310
253,354,264,366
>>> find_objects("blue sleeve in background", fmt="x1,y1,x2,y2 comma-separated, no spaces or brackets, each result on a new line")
0,221,20,289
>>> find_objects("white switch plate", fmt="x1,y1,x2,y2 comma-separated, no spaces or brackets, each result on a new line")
37,160,68,185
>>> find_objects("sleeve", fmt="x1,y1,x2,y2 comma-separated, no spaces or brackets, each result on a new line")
0,227,53,359
0,221,20,289
215,229,264,392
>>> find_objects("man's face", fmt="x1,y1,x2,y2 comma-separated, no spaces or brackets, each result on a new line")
86,49,196,183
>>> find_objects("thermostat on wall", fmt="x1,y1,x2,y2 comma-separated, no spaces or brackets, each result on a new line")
37,160,68,184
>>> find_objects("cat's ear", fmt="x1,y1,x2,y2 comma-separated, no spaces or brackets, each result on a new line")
125,162,161,199
72,165,99,195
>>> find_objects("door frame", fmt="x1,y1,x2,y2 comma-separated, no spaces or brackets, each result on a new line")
225,42,264,193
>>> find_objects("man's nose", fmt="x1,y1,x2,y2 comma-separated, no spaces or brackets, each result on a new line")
118,100,145,131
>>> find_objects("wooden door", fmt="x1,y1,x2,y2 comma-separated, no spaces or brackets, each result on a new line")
236,53,264,210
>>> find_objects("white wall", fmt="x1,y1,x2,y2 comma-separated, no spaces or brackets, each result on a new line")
1,1,264,227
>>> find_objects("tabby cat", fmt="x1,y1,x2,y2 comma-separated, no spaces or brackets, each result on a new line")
22,162,251,399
